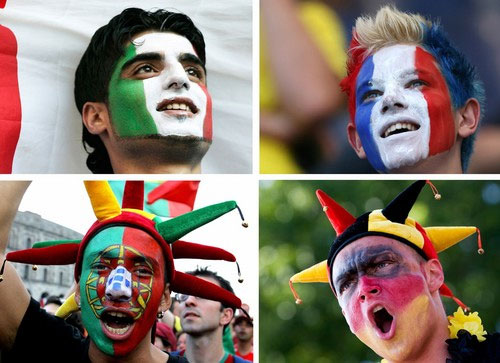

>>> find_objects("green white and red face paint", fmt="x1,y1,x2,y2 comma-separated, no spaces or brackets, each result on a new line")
354,44,455,172
80,226,165,356
108,32,212,141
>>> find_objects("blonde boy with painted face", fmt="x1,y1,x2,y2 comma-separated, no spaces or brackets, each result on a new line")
75,8,212,174
341,6,484,173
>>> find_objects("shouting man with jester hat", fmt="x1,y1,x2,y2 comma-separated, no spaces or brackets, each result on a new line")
342,6,484,173
290,181,500,362
0,181,249,362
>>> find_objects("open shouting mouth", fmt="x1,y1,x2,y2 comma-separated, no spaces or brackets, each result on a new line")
100,310,136,340
370,305,395,339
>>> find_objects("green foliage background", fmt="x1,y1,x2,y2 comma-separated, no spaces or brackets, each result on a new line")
259,180,500,363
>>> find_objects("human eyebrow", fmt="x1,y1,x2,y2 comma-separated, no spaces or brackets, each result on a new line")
179,53,206,74
121,52,164,73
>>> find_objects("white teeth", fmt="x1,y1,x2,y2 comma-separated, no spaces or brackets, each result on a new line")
383,122,417,138
373,306,384,313
108,312,127,318
164,103,191,112
104,323,130,335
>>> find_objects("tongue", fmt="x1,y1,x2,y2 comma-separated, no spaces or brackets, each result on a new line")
374,308,393,334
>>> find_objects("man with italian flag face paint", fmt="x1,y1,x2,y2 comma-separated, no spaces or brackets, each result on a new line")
341,6,484,173
75,9,212,174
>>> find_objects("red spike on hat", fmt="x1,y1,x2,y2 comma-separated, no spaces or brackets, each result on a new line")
170,271,242,310
316,190,356,235
123,181,144,210
172,241,236,262
6,243,80,265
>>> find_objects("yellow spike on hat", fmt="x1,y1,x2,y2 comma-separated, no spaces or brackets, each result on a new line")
425,226,477,253
55,292,79,319
84,181,121,221
289,260,328,304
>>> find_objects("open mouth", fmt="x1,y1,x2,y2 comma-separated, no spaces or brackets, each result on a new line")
101,311,135,339
381,121,420,138
373,306,394,335
156,98,199,115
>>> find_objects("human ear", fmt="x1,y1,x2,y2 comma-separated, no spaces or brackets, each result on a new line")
423,259,444,293
74,285,81,305
347,123,367,159
220,307,234,326
457,98,480,138
159,283,172,312
82,102,111,136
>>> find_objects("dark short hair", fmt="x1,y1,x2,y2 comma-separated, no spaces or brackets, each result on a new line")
75,8,206,173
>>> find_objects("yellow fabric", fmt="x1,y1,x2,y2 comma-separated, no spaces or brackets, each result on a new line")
368,210,424,249
424,226,477,253
174,315,182,333
260,1,346,173
55,292,79,319
122,208,156,220
290,260,329,283
84,181,121,221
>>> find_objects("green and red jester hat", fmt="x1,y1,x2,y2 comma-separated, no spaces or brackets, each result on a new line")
1,181,249,356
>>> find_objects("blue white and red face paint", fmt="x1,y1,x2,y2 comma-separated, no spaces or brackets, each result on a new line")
354,45,455,172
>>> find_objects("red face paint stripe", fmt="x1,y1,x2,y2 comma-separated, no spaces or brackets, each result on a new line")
0,0,6,9
201,84,212,140
415,47,455,156
0,25,22,173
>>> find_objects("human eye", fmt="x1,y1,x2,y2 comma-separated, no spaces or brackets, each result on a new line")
184,66,203,81
134,64,157,75
405,79,427,89
338,279,355,295
361,90,383,102
91,262,110,272
133,265,153,277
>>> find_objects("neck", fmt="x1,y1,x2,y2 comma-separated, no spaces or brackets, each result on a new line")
388,140,463,174
185,329,225,363
236,339,253,355
88,332,168,363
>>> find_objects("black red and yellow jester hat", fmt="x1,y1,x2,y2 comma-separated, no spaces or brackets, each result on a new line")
290,181,484,310
1,181,249,317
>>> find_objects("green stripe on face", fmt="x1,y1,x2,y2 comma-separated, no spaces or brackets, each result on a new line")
80,226,126,356
108,44,158,137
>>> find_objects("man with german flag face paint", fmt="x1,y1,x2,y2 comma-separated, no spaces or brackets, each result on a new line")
0,181,249,362
290,181,499,362
341,6,483,173
75,8,212,174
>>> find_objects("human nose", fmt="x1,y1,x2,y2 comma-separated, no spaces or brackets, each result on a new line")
162,61,190,91
357,276,380,302
105,266,132,301
184,295,198,307
380,90,407,114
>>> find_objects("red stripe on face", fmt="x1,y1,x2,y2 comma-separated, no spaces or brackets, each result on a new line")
415,47,455,156
0,25,22,173
0,0,6,8
200,84,213,141
346,274,425,333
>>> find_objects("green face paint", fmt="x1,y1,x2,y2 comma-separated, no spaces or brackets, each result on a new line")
79,226,166,357
108,44,158,137
80,227,125,356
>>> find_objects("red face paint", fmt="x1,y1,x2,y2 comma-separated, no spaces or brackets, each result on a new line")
415,47,455,155
201,84,213,141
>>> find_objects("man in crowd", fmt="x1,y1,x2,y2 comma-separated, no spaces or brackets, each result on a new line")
75,8,213,173
290,180,499,361
233,314,253,361
342,6,483,173
177,267,251,363
0,181,246,362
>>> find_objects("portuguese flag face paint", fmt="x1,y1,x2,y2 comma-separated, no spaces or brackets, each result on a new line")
80,226,166,356
107,32,212,141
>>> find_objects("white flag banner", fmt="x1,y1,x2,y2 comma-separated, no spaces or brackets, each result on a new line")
0,0,252,173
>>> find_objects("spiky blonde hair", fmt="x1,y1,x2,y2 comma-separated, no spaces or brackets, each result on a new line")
353,5,430,57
